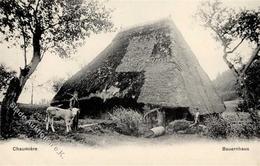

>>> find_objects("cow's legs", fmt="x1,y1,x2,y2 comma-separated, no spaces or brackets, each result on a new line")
65,119,68,133
68,120,72,132
69,124,72,132
51,118,55,132
46,116,50,131
66,124,69,133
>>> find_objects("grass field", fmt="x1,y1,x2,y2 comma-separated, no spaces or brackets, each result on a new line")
0,103,210,146
1,103,260,165
0,100,257,147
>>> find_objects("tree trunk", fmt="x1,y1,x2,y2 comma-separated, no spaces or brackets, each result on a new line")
0,66,39,138
0,32,42,138
223,44,260,109
239,45,260,108
0,77,21,138
31,81,34,105
241,45,260,76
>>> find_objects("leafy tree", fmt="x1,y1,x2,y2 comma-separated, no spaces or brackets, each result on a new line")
245,59,260,107
0,0,113,138
195,0,260,108
0,64,16,94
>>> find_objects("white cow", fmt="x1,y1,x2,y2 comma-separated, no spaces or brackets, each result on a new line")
46,106,80,133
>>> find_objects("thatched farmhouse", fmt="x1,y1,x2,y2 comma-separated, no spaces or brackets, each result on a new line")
52,19,225,120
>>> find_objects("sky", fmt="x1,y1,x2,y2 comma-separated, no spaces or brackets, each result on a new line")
0,0,259,103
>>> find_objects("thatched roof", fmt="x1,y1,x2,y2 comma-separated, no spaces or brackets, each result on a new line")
52,18,225,115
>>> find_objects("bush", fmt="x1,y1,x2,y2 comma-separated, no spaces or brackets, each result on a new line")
204,115,229,139
204,114,257,139
109,107,143,136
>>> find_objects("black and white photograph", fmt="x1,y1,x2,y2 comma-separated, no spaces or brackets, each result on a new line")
0,0,259,165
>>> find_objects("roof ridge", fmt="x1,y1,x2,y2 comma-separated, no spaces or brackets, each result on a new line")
113,17,174,40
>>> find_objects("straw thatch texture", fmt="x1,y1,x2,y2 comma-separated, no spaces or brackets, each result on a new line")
52,19,225,115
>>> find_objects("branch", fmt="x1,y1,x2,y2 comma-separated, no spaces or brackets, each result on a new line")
207,25,241,76
226,36,246,54
208,23,228,47
43,7,90,32
22,32,27,67
33,0,41,27
223,52,240,76
241,44,260,76
27,21,34,34
43,18,63,31
17,0,35,33
42,14,75,31
34,0,41,15
17,17,28,67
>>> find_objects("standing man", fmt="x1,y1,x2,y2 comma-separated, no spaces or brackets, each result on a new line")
70,91,79,131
